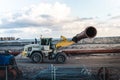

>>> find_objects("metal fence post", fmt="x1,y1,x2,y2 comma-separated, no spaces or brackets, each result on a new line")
53,66,56,80
103,67,105,80
51,64,54,80
6,66,8,80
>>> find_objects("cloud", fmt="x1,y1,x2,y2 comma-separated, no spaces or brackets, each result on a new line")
0,2,120,38
4,29,23,33
0,2,70,29
0,2,71,38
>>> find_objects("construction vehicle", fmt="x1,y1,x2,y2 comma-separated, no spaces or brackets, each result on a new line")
0,51,22,80
22,26,97,63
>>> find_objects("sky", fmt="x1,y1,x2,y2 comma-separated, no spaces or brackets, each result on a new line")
0,0,120,39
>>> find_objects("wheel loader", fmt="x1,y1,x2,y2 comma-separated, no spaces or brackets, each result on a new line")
22,26,97,63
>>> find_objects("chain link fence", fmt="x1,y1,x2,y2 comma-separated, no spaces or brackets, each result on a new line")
0,64,120,80
32,65,120,80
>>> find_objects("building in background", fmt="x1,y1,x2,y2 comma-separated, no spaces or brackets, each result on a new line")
0,37,15,41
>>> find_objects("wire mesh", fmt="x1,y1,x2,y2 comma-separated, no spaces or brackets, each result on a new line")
0,65,22,80
32,65,120,80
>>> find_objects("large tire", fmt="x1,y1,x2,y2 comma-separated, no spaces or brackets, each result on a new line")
31,52,43,63
55,52,67,64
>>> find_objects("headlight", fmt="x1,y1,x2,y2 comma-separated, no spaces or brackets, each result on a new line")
22,51,27,56
28,47,32,51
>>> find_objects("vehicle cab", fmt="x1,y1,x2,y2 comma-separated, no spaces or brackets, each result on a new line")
22,38,53,57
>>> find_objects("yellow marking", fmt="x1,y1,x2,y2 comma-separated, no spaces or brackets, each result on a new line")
56,36,75,48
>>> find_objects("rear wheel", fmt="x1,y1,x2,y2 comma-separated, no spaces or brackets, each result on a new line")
55,52,67,63
31,52,43,63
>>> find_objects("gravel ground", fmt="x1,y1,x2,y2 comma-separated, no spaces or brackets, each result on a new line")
13,43,120,80
15,53,120,80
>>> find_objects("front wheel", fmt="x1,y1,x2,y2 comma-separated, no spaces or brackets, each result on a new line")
31,52,43,63
55,52,67,64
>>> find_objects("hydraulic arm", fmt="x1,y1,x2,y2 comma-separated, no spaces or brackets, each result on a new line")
55,26,97,49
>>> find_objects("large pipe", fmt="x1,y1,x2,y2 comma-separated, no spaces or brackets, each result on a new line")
72,26,97,43
63,49,120,54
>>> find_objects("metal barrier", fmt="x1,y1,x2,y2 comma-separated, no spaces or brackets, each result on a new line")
32,65,120,80
50,65,96,80
0,65,22,80
2,64,119,80
0,66,8,80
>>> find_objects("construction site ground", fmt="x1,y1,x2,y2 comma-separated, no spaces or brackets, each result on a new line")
16,53,120,80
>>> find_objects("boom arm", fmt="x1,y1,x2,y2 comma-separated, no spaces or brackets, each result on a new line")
55,26,97,49
55,36,75,48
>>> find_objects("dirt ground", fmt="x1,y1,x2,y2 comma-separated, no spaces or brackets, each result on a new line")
15,53,120,80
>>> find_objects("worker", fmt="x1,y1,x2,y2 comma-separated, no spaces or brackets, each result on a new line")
35,38,37,44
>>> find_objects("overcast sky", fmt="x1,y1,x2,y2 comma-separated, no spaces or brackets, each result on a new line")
0,0,120,39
